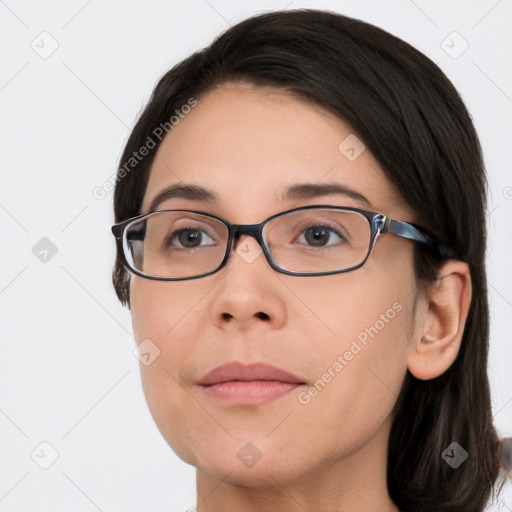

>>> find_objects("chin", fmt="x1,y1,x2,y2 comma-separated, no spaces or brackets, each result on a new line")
195,456,301,489
189,436,313,489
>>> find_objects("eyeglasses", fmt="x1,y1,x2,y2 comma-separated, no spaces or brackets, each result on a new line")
111,205,446,281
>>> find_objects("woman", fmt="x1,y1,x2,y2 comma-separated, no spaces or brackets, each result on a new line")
110,9,508,511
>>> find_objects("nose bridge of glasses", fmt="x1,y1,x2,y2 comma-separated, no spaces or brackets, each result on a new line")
230,223,265,248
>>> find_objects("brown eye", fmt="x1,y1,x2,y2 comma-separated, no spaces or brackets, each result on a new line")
298,224,346,247
166,228,214,249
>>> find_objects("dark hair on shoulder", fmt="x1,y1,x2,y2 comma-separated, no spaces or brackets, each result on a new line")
112,8,508,511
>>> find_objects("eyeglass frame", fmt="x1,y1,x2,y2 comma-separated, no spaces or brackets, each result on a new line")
111,204,450,281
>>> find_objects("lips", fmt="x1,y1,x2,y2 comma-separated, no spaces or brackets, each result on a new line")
198,362,306,403
198,361,305,386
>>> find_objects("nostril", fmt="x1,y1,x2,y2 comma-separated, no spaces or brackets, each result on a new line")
220,311,269,322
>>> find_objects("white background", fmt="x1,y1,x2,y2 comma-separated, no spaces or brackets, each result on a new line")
0,0,511,510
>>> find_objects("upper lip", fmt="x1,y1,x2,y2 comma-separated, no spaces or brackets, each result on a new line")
198,362,305,386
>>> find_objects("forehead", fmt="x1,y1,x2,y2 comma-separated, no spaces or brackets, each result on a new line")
141,83,408,220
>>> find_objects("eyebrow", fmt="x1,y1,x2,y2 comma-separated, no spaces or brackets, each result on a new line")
147,181,371,213
282,182,371,207
148,184,220,212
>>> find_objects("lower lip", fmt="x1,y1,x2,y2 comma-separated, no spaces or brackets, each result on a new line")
199,380,302,403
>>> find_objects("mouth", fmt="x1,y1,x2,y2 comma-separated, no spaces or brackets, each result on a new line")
197,362,306,403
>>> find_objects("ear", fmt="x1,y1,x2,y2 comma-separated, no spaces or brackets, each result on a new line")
407,260,472,380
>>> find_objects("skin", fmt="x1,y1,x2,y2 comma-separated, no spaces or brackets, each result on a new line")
129,82,472,511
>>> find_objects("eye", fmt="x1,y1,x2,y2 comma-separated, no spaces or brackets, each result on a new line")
296,224,346,247
165,227,215,249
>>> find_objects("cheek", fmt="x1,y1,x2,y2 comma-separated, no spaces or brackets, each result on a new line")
289,261,415,414
130,277,206,344
130,278,210,462
290,285,412,461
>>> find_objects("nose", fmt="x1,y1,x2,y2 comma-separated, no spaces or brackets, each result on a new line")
209,235,288,332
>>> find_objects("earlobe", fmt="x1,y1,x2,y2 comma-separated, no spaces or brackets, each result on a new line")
407,260,472,381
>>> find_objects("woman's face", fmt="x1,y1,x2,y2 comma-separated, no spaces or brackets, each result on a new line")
130,83,423,489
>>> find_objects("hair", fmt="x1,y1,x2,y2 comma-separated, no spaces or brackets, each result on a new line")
111,8,508,511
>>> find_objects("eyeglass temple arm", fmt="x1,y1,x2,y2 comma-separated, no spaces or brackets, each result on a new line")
383,218,452,259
